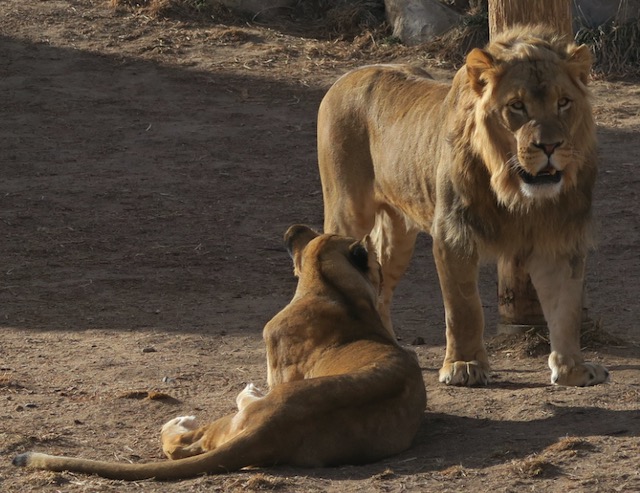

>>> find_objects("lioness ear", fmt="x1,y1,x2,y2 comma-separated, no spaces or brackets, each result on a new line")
566,44,592,86
284,224,320,275
348,240,370,272
466,48,495,94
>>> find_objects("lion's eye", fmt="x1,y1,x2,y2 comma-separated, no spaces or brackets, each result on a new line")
509,100,526,113
558,97,572,110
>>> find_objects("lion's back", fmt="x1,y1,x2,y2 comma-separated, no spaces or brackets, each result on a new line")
320,64,447,123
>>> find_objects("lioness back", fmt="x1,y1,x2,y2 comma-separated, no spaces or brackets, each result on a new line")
13,226,426,480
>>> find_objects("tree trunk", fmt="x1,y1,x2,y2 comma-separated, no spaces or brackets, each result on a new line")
488,0,579,334
488,0,572,38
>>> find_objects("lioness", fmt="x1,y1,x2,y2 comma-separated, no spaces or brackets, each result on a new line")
13,226,426,481
318,25,608,387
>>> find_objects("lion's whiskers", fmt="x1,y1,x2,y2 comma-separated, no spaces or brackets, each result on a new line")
506,155,521,173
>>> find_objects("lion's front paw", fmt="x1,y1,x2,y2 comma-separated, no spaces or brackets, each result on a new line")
439,360,490,386
161,415,198,438
549,354,609,386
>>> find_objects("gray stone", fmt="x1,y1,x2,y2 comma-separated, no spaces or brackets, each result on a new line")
385,0,461,45
574,0,640,28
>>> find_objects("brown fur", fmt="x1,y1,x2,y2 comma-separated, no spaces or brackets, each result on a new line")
13,226,426,480
318,26,608,387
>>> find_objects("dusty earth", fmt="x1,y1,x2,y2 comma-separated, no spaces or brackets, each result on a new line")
0,1,638,492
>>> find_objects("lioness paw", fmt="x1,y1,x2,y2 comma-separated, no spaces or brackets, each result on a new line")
161,415,198,437
550,359,609,387
439,361,490,386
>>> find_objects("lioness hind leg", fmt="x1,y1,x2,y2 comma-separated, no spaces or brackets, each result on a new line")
528,253,609,386
161,415,199,436
236,383,265,411
161,416,206,460
433,239,490,386
370,206,419,335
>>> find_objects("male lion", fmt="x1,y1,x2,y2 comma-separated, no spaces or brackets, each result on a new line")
318,25,609,387
13,226,426,481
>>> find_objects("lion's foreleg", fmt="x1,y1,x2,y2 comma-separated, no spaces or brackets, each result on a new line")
527,253,609,386
433,240,490,386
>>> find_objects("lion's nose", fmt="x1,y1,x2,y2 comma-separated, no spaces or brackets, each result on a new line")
533,141,563,156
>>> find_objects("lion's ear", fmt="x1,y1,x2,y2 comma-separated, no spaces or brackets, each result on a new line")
566,44,592,86
348,240,370,272
284,224,320,275
466,48,495,94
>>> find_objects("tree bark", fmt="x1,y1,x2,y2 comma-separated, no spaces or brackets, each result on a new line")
488,0,572,38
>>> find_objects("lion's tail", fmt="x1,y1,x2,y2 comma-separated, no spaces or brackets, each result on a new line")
12,429,269,481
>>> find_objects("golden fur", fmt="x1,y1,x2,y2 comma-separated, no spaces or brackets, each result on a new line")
13,226,426,481
318,26,608,387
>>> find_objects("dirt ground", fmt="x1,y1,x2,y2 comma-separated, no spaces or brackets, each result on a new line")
1,1,638,492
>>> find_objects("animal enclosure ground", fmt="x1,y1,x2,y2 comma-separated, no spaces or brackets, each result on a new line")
0,1,638,492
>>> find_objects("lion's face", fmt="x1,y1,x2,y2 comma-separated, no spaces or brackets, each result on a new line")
466,29,596,209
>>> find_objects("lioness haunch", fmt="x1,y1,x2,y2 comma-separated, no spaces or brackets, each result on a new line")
13,225,426,481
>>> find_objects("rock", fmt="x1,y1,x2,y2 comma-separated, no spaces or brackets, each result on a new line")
574,0,640,28
385,0,461,45
385,0,640,48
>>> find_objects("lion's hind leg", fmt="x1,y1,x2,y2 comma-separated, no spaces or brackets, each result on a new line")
370,206,419,335
317,89,376,240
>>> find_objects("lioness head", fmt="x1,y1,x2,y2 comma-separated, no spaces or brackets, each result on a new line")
284,225,382,303
463,25,596,209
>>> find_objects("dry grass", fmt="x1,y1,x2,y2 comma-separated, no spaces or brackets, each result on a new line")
107,1,640,78
109,0,387,40
577,19,640,78
0,373,26,390
580,319,628,348
424,7,489,68
226,473,290,491
438,464,468,478
312,0,386,39
109,0,244,23
488,320,627,359
543,437,596,455
509,437,596,479
487,328,550,358
510,456,560,478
